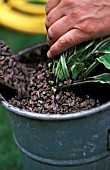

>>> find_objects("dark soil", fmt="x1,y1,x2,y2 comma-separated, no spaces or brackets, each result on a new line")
1,39,110,114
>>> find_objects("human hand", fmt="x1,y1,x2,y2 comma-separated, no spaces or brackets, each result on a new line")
45,0,110,58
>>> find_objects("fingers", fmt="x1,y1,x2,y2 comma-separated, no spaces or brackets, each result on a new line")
45,0,61,15
47,29,89,58
46,0,110,59
47,16,78,46
45,6,65,29
47,16,67,46
45,0,63,31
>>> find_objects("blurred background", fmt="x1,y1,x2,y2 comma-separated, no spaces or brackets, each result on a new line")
0,0,47,169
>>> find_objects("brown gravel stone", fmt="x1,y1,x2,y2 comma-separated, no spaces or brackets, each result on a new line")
1,39,109,115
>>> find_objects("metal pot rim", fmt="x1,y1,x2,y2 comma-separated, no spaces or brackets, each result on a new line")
1,98,110,120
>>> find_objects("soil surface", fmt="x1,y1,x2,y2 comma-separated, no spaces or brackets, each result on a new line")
1,40,110,114
9,60,101,114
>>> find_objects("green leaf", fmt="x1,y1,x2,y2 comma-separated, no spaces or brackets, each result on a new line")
55,59,62,83
67,40,95,64
96,37,110,53
76,73,110,85
71,62,84,80
53,36,110,84
60,73,110,89
60,54,70,80
55,59,60,76
90,73,110,84
83,60,99,78
97,53,110,69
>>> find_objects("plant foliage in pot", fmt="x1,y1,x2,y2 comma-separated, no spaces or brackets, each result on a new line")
1,37,110,170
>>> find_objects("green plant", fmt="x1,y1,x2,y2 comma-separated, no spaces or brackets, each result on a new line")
52,36,110,87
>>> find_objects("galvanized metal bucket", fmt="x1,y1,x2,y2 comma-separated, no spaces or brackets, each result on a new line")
1,94,110,170
1,43,110,170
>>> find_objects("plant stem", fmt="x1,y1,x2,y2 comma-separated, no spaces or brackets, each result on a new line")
83,61,99,78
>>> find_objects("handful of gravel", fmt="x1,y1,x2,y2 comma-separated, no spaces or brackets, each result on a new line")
0,40,100,114
0,40,30,98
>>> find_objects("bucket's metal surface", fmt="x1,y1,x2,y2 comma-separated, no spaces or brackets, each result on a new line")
1,94,110,170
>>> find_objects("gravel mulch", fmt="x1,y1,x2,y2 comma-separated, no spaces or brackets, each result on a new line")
0,40,103,114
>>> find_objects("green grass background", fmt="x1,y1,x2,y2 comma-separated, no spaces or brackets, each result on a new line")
0,26,47,170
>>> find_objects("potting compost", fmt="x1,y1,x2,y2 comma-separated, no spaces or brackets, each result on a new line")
0,39,103,114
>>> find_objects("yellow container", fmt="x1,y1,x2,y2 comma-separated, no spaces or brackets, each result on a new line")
0,0,47,34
